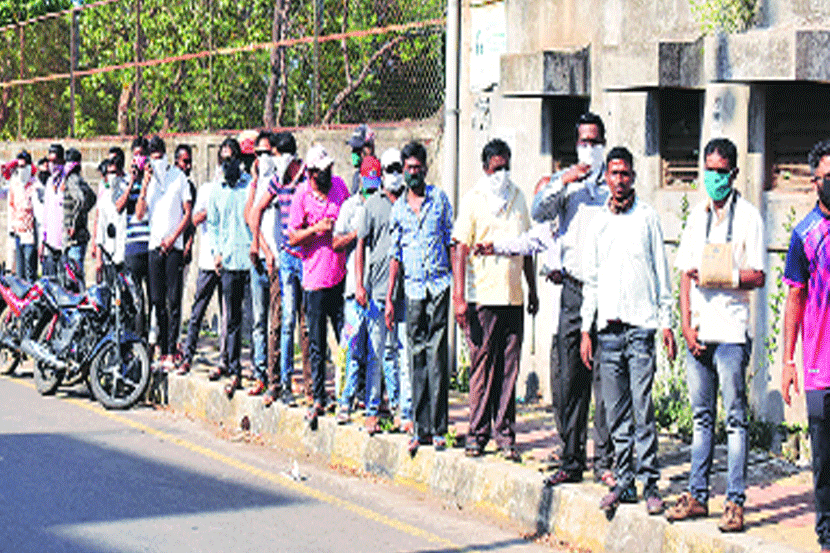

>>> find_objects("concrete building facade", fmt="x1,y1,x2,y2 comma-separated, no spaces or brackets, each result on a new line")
458,0,830,425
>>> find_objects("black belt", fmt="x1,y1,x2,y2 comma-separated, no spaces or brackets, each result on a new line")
562,271,582,288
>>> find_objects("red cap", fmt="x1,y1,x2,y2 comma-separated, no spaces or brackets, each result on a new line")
360,156,381,178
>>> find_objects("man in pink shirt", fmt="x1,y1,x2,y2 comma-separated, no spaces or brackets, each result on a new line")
783,139,830,553
288,144,349,428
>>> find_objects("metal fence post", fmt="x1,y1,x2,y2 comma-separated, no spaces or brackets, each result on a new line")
313,0,320,125
208,0,213,131
134,0,142,135
17,22,23,141
69,8,78,138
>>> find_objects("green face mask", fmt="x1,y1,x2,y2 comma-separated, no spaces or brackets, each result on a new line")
404,171,424,190
351,152,361,168
704,170,732,202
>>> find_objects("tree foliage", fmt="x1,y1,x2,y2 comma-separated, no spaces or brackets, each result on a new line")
0,0,444,139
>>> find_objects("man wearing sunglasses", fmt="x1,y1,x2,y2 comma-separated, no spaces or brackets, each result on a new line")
667,138,765,532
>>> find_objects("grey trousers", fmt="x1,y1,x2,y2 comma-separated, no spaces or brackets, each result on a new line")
598,323,660,491
407,287,450,441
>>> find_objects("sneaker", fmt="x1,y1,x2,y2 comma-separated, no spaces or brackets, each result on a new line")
407,436,420,457
618,485,638,504
336,407,350,425
543,469,582,487
279,389,296,406
718,501,744,532
665,491,709,522
432,435,447,451
645,492,665,515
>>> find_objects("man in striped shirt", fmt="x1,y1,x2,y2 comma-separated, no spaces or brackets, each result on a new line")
249,131,311,406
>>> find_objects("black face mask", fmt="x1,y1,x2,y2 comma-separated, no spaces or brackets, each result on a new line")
820,175,830,211
37,170,49,185
222,158,241,186
314,167,332,192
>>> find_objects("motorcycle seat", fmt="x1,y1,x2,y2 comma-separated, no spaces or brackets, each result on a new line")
3,275,31,299
49,284,85,308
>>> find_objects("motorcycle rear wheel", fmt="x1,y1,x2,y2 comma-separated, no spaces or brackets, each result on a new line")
0,305,21,376
33,324,64,395
89,340,150,409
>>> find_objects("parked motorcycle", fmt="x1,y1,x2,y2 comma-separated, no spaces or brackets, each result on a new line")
0,247,85,376
26,226,150,409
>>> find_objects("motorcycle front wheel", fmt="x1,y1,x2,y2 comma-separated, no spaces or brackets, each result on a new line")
0,305,22,376
89,340,150,409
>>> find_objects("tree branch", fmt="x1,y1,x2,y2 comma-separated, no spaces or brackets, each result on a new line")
321,34,405,124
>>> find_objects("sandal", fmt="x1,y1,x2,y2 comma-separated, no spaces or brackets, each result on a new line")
224,376,241,399
248,380,266,396
499,446,522,463
208,368,224,381
175,361,191,376
465,444,483,458
263,386,280,407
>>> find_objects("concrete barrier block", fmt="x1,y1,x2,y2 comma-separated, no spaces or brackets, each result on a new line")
331,425,367,470
605,506,667,553
395,445,436,493
551,485,609,552
363,434,402,479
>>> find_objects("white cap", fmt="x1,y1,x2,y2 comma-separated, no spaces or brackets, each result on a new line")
305,144,334,171
380,147,401,172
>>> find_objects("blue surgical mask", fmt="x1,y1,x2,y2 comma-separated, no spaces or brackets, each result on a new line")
704,170,732,202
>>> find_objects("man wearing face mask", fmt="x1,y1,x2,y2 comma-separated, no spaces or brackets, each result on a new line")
39,144,66,277
248,132,311,406
533,112,614,487
180,144,231,378
7,151,37,281
385,141,454,455
116,137,151,336
244,131,281,396
452,139,538,461
56,148,96,283
136,135,193,370
782,139,830,553
666,138,766,530
93,153,128,281
206,141,253,399
288,144,349,428
347,124,376,195
333,155,381,431
353,147,412,431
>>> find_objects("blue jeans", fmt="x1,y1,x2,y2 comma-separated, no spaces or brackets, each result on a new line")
339,297,371,411
365,298,400,417
66,243,86,284
598,323,659,492
14,236,37,282
686,340,750,506
249,264,270,382
279,251,303,389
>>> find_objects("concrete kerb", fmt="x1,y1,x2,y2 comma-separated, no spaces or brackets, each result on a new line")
164,374,802,553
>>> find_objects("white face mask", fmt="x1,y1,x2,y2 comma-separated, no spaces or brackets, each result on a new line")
577,144,604,171
488,168,511,198
258,153,275,178
383,172,404,194
151,155,168,182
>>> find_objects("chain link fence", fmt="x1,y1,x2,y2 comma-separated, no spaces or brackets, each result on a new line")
0,0,446,140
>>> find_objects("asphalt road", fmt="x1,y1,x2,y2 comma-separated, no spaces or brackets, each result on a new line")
0,372,559,553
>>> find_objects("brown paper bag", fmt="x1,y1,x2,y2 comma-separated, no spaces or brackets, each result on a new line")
699,242,733,288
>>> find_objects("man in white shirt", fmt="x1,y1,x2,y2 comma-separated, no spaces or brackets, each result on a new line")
580,146,676,516
666,138,765,533
136,135,193,369
533,113,614,486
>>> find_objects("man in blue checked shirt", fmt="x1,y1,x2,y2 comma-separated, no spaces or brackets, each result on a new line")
385,141,454,456
207,138,253,400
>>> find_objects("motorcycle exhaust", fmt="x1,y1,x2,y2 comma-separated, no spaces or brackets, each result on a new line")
0,334,17,351
20,339,67,370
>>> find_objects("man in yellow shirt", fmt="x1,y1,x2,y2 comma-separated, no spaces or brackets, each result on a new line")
452,139,539,460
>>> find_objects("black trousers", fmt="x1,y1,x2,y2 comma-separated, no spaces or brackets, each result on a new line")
304,279,345,406
808,389,830,548
407,287,450,441
183,269,225,366
124,251,149,338
551,277,613,476
221,269,248,377
148,248,184,356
